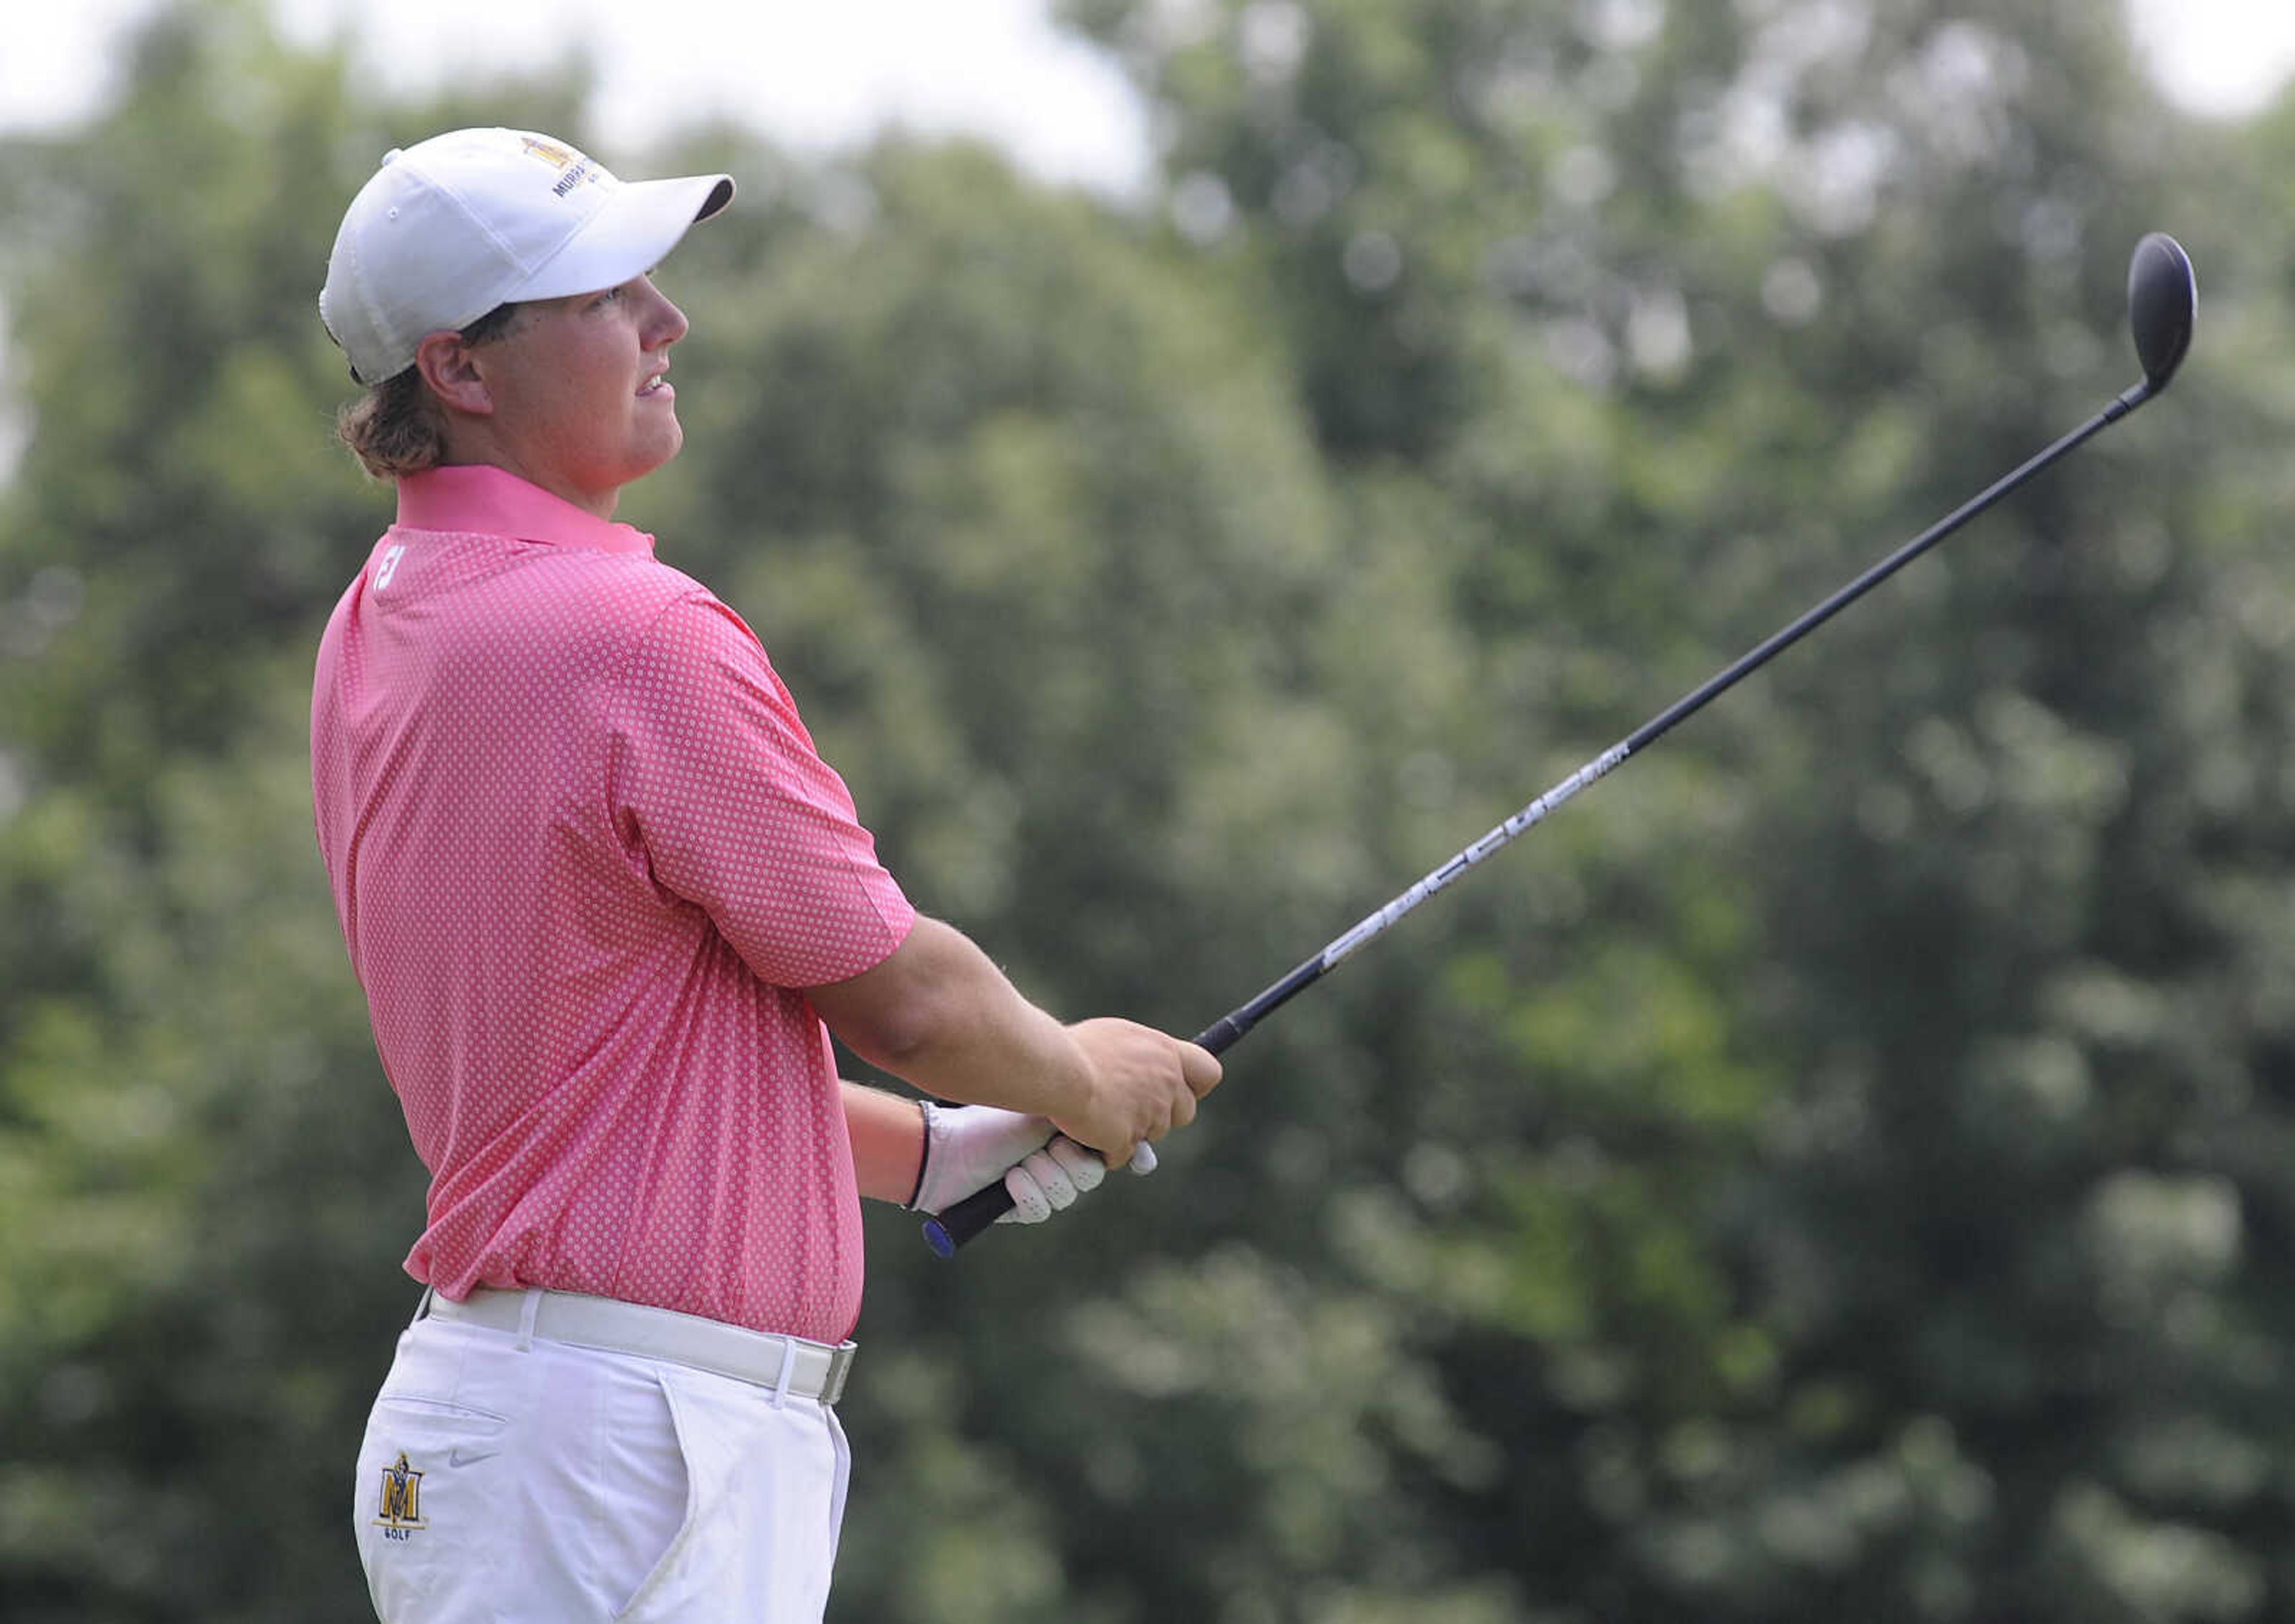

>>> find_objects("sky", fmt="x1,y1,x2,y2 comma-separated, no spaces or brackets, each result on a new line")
0,0,2291,198
1,0,1156,193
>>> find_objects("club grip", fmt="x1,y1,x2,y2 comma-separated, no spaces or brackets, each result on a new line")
920,1180,1012,1257
923,1022,1240,1258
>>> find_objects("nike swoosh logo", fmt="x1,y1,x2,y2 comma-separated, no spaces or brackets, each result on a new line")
448,1447,500,1469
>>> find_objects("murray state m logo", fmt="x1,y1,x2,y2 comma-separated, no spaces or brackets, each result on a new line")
375,1452,425,1539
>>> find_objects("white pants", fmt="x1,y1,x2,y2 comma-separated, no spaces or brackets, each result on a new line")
352,1306,850,1623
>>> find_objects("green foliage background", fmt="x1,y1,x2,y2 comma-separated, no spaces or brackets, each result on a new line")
4,2,2294,1619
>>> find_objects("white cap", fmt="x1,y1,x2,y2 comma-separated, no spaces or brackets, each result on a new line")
320,127,733,384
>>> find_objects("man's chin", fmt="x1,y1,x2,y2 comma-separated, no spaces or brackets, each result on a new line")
626,426,684,484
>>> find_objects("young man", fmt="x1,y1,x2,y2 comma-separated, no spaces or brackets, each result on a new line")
311,127,1220,1624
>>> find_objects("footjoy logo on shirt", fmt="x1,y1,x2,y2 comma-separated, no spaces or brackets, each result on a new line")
375,1452,426,1540
374,544,406,591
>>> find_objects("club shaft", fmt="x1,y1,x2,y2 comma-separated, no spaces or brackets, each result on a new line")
923,380,2154,1258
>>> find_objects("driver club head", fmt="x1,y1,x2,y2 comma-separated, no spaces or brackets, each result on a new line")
2128,232,2196,393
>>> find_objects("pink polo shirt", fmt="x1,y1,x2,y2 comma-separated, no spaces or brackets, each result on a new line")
310,464,913,1342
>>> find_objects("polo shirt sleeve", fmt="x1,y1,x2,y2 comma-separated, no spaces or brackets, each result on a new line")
606,591,915,988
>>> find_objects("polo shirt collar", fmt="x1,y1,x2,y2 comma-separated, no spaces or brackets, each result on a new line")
395,464,656,555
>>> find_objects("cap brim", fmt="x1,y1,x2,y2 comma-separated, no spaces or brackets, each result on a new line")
513,172,734,304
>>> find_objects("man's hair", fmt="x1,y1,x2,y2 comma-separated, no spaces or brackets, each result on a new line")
334,302,528,479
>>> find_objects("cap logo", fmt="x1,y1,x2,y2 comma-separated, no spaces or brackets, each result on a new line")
516,134,605,198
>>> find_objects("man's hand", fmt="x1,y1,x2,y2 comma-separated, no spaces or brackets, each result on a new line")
908,1102,1157,1225
1055,1018,1223,1169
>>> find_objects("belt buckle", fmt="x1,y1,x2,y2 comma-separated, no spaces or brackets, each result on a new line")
820,1342,855,1405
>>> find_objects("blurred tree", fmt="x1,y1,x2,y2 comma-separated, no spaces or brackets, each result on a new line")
1059,0,2295,1619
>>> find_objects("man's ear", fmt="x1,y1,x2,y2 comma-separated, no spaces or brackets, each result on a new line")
414,331,494,415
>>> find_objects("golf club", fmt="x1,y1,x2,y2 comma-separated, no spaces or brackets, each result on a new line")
925,231,2198,1258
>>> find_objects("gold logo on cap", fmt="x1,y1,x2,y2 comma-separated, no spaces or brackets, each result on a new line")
519,136,577,170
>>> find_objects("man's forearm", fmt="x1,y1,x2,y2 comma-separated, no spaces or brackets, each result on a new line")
842,1082,926,1205
808,917,1097,1121
807,915,1217,1163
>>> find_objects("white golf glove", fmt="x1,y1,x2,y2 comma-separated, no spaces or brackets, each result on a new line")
908,1102,1158,1224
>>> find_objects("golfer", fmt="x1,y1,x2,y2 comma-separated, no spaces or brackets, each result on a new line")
310,128,1220,1623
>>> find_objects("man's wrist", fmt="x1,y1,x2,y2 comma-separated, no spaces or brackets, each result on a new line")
906,1100,938,1210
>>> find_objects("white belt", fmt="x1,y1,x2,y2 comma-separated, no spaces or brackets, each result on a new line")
417,1286,855,1405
